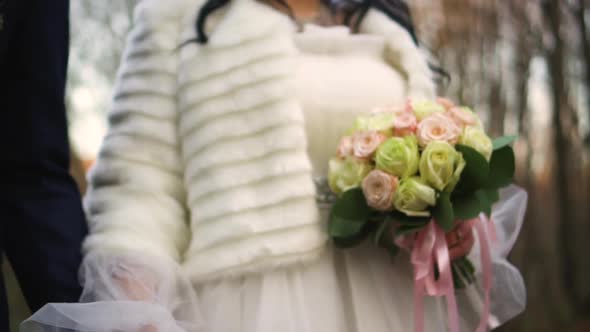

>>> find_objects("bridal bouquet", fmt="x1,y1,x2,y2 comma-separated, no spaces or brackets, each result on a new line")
327,98,516,332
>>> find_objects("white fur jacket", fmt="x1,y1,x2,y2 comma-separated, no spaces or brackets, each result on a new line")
83,0,436,283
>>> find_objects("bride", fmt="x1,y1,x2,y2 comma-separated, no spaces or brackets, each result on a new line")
23,0,527,331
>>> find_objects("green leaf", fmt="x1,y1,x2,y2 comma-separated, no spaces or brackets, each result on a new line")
462,257,476,275
396,223,428,236
475,190,492,217
373,223,400,256
385,211,431,226
373,221,390,247
329,188,372,238
333,229,369,248
452,264,467,289
487,146,516,189
385,243,400,257
454,257,477,286
433,192,455,231
452,193,483,219
329,217,368,239
481,188,500,204
492,135,518,150
455,144,490,193
386,210,430,237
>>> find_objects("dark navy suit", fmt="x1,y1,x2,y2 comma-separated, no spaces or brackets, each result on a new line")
0,0,88,328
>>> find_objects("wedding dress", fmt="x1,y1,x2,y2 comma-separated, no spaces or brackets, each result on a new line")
22,24,527,332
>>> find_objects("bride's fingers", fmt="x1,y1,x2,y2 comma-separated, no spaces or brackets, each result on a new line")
113,274,156,301
138,324,158,332
445,221,472,247
448,229,475,260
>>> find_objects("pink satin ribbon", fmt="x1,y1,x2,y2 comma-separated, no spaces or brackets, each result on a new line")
397,216,495,332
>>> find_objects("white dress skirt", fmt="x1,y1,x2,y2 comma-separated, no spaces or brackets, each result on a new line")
23,25,527,332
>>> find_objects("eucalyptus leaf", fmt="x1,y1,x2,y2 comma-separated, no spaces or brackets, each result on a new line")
433,192,455,231
482,188,500,204
452,264,467,289
373,223,400,257
475,190,492,217
333,230,368,248
396,223,428,236
385,243,400,257
487,146,515,188
456,258,476,284
462,257,476,275
373,221,390,247
452,193,482,220
386,211,430,226
328,188,372,238
454,144,490,193
492,135,518,150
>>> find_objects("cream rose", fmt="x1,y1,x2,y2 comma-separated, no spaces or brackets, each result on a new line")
416,112,461,147
410,100,446,121
361,170,399,211
328,158,373,195
352,131,387,160
393,176,437,217
336,136,353,159
459,127,493,161
419,141,466,191
375,136,420,178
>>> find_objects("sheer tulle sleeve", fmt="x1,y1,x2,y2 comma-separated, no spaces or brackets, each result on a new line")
458,185,528,329
21,251,204,332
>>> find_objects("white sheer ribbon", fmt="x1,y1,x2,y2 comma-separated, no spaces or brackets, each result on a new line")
21,252,204,332
458,185,528,329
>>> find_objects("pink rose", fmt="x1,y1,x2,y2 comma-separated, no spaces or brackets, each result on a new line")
362,170,399,211
392,112,417,136
352,131,387,160
416,113,461,147
336,136,353,159
436,97,455,110
446,106,478,128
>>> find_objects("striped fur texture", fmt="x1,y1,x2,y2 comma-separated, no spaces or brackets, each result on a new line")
84,0,435,283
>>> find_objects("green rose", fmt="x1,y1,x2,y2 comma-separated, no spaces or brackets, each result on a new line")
393,177,437,217
459,127,493,161
375,136,420,178
419,141,466,192
412,100,445,121
328,158,373,195
350,112,395,133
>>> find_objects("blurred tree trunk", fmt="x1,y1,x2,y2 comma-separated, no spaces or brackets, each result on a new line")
486,1,505,136
488,77,505,136
513,0,534,197
575,0,590,143
544,0,585,321
413,0,590,329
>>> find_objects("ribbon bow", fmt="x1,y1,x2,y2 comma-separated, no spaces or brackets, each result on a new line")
399,215,495,332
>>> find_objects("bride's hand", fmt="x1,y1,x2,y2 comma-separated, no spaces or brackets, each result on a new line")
446,221,475,261
139,325,158,332
112,271,157,302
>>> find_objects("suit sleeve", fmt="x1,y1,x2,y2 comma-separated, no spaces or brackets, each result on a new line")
83,0,189,262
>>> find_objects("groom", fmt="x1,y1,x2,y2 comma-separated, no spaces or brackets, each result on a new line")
0,0,88,329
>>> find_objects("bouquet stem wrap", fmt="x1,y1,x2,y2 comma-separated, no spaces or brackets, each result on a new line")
399,215,495,332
